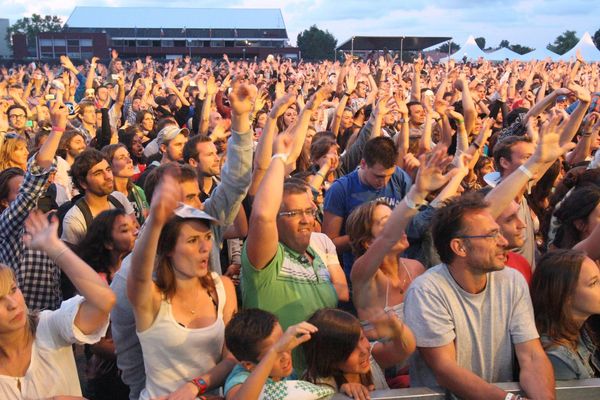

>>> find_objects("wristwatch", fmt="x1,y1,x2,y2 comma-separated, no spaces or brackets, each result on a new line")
190,376,208,396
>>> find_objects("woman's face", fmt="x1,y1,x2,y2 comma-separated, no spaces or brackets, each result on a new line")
256,113,267,129
111,147,135,178
10,141,29,170
141,113,154,131
110,214,137,254
570,257,600,321
170,220,213,280
0,279,28,334
370,204,408,251
337,331,371,375
283,107,297,128
130,135,144,158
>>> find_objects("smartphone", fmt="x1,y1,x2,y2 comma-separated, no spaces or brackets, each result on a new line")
45,94,56,101
26,120,34,127
111,74,119,80
178,68,183,72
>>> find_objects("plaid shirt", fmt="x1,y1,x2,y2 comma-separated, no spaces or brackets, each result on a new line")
0,158,61,311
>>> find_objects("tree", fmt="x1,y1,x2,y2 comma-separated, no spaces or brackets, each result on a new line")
509,44,534,55
6,14,62,50
547,30,579,55
297,25,337,60
475,37,486,50
499,40,510,48
435,41,461,54
594,28,600,50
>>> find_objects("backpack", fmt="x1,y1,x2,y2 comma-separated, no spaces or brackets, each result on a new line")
56,194,125,237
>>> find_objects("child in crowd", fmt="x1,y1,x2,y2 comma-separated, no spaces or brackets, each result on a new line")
224,309,334,400
302,308,416,399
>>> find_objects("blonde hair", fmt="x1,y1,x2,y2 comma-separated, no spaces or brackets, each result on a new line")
0,135,28,171
0,264,37,335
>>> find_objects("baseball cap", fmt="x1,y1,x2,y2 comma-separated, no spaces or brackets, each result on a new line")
156,125,189,146
174,203,219,225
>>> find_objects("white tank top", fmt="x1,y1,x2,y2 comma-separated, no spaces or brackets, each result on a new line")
137,273,226,400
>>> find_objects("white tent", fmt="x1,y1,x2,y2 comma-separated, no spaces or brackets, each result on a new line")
486,47,522,61
517,47,559,62
559,32,600,62
440,35,488,62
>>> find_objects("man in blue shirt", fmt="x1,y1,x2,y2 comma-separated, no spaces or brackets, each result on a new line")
322,136,412,277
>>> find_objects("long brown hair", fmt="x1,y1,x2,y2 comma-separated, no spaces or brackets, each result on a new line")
302,308,373,388
531,249,587,350
155,217,217,304
0,264,38,336
346,200,390,258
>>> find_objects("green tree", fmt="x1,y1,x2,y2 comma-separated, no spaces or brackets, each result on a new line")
547,30,579,55
297,25,337,60
436,41,460,54
594,28,600,50
475,37,486,50
509,44,534,55
499,40,510,48
6,14,63,50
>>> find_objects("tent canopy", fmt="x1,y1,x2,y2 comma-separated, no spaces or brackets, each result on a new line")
337,36,451,52
517,47,559,62
559,32,600,62
440,35,488,62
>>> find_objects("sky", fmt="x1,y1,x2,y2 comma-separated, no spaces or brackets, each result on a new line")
1,0,599,50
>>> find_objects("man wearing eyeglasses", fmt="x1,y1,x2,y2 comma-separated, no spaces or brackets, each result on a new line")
6,105,32,143
241,89,348,372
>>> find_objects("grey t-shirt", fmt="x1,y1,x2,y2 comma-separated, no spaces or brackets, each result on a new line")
403,264,539,390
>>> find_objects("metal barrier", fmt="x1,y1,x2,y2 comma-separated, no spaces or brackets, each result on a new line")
331,379,600,399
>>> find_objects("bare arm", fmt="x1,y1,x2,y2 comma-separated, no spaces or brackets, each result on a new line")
515,339,555,399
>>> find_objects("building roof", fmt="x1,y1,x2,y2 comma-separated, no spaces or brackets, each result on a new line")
337,36,452,52
65,7,287,30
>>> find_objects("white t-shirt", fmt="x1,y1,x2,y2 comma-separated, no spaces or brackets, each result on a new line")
0,295,109,399
61,191,134,245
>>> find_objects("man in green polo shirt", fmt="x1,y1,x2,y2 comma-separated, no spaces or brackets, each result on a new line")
241,88,347,370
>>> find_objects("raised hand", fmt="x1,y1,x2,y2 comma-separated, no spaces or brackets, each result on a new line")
229,82,258,116
414,147,456,195
273,322,318,353
346,66,357,94
306,84,334,111
50,100,68,129
149,173,183,225
205,75,218,96
532,114,576,164
269,92,297,118
23,210,61,252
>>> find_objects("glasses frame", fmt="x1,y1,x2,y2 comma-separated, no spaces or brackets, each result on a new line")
277,207,318,219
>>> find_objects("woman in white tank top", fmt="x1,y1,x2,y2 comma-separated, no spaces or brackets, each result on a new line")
128,176,238,400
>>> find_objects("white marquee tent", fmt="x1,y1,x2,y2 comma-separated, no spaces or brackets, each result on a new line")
517,47,559,62
440,35,488,62
559,32,600,62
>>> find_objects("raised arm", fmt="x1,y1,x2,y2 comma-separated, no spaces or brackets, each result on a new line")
127,174,181,331
24,210,115,335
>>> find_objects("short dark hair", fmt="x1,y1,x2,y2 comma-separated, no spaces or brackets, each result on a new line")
492,135,532,175
432,192,489,264
362,136,397,169
0,168,25,211
283,178,310,197
406,101,422,116
183,135,212,164
7,104,27,117
70,149,107,192
225,309,278,364
143,162,197,204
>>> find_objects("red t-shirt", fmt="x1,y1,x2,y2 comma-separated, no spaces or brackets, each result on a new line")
506,251,532,285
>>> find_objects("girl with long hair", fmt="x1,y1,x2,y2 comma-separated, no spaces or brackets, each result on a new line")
127,174,237,400
302,308,415,399
0,134,29,171
531,249,600,379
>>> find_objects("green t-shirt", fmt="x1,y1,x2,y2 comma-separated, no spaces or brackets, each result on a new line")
241,242,338,330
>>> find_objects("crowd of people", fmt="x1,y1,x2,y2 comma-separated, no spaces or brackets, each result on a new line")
0,46,599,400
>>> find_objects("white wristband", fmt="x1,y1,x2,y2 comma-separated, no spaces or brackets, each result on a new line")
271,153,288,164
518,164,534,180
404,195,427,210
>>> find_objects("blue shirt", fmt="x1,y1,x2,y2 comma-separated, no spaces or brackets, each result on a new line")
324,166,412,275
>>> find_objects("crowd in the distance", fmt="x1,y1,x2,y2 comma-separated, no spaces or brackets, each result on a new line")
0,46,599,400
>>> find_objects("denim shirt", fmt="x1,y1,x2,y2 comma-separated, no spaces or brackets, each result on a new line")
542,330,600,380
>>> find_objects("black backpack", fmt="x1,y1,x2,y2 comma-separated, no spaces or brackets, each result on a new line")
56,194,125,237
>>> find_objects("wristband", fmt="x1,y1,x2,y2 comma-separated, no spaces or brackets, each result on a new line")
456,119,464,124
51,126,65,132
316,171,327,178
581,132,593,137
52,247,69,264
518,164,534,180
470,141,482,150
190,376,208,396
344,92,352,97
271,153,288,164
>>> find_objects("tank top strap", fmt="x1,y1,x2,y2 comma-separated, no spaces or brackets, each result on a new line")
212,272,226,318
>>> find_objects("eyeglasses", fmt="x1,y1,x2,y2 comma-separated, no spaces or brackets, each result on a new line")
277,208,318,219
9,114,26,119
455,231,503,241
